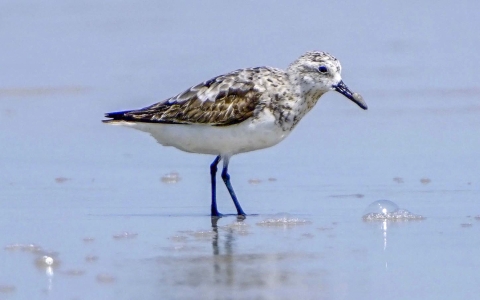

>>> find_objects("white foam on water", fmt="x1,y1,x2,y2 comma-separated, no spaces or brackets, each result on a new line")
35,255,60,268
362,200,424,221
256,214,311,226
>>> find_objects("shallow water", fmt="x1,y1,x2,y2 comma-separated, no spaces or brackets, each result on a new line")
1,0,480,299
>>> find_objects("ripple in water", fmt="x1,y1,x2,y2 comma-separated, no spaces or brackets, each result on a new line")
85,255,99,262
112,232,138,240
161,172,181,184
61,269,86,276
4,243,43,253
362,200,424,221
0,285,16,294
96,273,116,284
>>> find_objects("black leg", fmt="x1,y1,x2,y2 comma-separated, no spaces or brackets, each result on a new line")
210,156,222,217
221,158,246,216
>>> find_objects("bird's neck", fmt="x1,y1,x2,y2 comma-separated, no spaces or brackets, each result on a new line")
273,74,326,131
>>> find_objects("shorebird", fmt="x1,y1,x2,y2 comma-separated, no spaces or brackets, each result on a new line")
103,51,367,217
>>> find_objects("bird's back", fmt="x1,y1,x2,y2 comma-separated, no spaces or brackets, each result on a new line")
103,67,288,126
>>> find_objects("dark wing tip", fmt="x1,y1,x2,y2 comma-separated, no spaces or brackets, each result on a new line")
102,108,176,124
104,110,131,119
102,110,134,123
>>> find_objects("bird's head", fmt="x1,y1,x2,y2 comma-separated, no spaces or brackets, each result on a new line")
288,51,367,110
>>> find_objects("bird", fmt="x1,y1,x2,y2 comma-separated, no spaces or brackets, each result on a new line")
103,51,367,217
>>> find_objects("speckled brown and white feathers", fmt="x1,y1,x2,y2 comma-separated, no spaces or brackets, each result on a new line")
103,52,347,129
104,67,288,126
103,51,366,155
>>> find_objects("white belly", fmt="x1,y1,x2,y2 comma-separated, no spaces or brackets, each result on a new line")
112,112,289,156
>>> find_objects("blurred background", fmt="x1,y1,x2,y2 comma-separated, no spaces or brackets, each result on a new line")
1,1,479,299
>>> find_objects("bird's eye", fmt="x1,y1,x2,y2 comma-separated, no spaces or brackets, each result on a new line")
318,66,328,73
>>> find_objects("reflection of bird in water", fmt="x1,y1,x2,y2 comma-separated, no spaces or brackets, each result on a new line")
104,51,367,216
211,217,233,256
211,217,240,286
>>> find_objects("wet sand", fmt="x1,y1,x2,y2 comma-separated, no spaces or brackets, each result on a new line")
1,1,479,299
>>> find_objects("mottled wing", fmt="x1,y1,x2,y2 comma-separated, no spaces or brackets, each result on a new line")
104,68,266,126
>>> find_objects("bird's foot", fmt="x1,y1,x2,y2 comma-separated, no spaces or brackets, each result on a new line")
211,209,224,218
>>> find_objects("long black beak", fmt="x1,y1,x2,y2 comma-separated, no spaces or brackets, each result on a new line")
333,80,368,110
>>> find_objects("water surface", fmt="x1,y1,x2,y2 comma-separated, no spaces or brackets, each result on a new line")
1,1,479,299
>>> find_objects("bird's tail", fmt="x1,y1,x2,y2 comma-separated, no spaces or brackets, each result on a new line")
102,110,133,124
